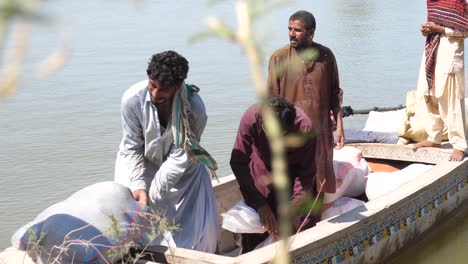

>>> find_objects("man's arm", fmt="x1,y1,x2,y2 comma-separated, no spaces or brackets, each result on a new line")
230,108,278,234
150,147,192,201
266,54,281,97
444,27,468,39
230,109,268,210
421,22,468,38
329,51,345,149
116,94,148,203
334,108,345,149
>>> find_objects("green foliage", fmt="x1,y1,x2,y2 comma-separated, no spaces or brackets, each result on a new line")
195,1,324,262
246,0,293,21
189,26,235,43
0,0,54,98
291,193,323,217
146,214,179,242
207,0,226,6
106,210,179,263
0,0,48,22
25,228,45,256
206,0,293,19
298,47,320,62
105,213,123,242
104,213,130,262
22,210,179,264
191,0,293,54
284,129,318,148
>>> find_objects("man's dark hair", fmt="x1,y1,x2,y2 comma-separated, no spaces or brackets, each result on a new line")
289,10,316,31
146,50,189,86
269,96,296,131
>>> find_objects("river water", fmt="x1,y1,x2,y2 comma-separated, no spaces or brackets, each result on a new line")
0,0,466,262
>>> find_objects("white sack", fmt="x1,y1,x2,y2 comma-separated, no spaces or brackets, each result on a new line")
221,201,265,234
363,109,406,133
11,182,150,264
324,146,371,203
366,164,433,200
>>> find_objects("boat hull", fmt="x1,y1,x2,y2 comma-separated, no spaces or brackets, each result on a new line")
1,144,466,264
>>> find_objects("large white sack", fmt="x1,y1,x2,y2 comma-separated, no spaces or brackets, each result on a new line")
363,109,406,133
320,197,366,221
324,146,371,204
11,181,150,264
366,164,433,201
221,201,265,234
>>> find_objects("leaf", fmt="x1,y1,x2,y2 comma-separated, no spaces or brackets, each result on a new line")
284,130,317,148
188,30,218,43
206,0,228,6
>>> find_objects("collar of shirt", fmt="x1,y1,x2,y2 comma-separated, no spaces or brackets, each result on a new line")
144,86,152,103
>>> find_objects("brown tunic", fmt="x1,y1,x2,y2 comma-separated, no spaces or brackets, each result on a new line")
267,43,341,193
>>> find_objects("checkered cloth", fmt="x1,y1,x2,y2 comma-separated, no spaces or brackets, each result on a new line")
424,32,440,91
427,0,468,31
425,0,468,91
171,84,219,180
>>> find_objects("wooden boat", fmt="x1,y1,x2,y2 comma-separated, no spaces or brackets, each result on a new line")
1,143,467,264
143,143,468,264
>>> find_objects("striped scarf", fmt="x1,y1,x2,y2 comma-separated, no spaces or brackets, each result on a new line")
171,83,219,180
425,0,468,91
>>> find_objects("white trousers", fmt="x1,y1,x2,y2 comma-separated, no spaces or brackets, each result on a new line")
425,74,467,151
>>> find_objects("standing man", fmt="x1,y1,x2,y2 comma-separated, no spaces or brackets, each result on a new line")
267,10,344,195
230,97,318,252
414,0,467,161
114,51,219,252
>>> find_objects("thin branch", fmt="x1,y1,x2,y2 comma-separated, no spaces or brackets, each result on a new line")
287,180,326,250
0,17,29,97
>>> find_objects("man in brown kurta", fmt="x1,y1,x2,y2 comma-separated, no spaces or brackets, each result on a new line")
267,10,344,194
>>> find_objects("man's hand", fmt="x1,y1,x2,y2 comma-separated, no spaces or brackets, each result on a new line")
421,24,430,36
421,22,444,36
257,204,277,235
132,189,148,205
335,128,345,150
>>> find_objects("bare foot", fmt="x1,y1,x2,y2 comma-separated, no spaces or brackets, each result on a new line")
449,149,465,161
413,140,441,149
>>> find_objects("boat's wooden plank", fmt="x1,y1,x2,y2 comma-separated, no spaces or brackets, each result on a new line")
211,174,243,254
348,143,452,164
138,247,238,264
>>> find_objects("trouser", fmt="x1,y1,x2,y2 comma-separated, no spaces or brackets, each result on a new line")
425,75,467,152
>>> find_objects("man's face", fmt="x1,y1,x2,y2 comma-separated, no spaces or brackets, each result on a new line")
147,79,179,105
288,20,314,49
